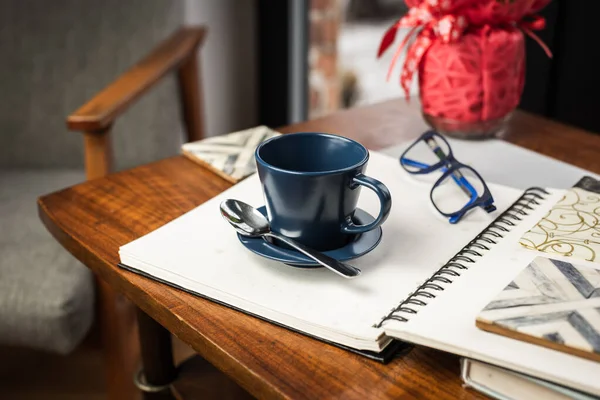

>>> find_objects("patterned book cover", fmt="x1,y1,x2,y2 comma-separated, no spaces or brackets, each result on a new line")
182,126,281,183
476,256,600,363
519,176,600,264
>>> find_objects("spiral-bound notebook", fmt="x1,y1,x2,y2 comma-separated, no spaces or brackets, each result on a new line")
118,151,600,396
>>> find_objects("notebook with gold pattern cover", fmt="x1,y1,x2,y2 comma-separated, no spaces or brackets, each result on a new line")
519,176,600,264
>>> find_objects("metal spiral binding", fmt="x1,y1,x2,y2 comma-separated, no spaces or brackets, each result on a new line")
373,187,549,328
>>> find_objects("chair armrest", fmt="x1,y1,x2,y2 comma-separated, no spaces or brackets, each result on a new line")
67,27,206,132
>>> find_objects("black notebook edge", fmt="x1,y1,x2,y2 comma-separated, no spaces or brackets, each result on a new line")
117,263,412,363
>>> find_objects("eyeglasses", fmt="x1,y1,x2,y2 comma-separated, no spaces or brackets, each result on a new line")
400,131,496,224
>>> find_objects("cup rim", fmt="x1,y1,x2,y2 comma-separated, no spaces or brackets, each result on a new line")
255,132,369,176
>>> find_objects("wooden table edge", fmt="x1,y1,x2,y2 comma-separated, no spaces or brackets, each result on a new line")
37,195,290,399
36,99,600,399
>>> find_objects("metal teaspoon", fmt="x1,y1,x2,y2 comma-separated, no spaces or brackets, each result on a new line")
220,199,361,279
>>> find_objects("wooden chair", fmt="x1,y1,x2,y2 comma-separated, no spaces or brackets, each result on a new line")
69,27,206,180
66,27,207,399
0,1,212,397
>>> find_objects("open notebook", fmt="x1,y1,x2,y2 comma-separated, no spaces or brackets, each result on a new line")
119,151,600,396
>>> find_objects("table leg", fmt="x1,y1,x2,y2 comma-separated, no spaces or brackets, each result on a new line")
135,309,178,400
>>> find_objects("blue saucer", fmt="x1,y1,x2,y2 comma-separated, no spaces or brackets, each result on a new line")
237,207,383,268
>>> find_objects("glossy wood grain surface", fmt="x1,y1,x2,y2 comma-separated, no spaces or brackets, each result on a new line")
39,100,600,399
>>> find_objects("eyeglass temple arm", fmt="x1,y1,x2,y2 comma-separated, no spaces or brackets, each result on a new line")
401,158,477,199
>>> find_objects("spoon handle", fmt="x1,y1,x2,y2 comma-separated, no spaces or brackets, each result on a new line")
265,232,361,278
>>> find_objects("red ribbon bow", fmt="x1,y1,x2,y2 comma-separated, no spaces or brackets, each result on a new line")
378,4,552,98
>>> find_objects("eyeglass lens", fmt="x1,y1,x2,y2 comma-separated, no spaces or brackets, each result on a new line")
402,135,451,173
431,167,486,215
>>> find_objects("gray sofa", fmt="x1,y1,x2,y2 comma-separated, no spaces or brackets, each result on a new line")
0,0,186,354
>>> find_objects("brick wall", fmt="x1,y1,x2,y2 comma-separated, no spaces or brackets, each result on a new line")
309,0,341,119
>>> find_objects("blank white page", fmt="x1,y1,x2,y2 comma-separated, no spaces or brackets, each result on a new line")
383,138,599,190
384,189,600,396
120,151,522,351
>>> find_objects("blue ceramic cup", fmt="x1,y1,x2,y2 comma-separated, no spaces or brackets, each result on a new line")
255,132,392,251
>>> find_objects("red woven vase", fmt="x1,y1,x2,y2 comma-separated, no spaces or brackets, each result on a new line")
419,26,525,138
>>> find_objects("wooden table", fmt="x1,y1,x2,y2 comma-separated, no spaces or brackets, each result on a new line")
38,100,600,399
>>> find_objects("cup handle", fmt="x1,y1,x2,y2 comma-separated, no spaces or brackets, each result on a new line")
340,173,392,235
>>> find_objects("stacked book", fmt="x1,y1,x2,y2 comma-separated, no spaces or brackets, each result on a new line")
461,359,598,400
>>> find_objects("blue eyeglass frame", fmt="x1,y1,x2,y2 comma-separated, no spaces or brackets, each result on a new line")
400,130,496,224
